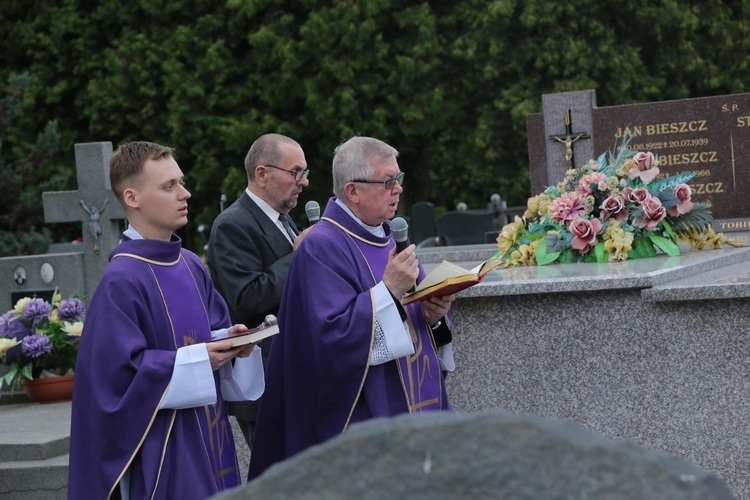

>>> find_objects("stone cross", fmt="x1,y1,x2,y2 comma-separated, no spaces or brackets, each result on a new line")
40,142,124,301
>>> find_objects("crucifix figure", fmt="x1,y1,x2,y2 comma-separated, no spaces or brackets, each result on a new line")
549,109,590,170
80,199,109,254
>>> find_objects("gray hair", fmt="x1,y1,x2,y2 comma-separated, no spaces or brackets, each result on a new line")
244,133,301,181
332,136,399,198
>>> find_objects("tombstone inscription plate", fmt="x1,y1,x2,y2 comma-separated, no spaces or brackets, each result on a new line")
527,91,750,231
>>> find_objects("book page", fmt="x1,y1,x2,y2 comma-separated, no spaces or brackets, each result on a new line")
477,250,507,277
416,260,473,291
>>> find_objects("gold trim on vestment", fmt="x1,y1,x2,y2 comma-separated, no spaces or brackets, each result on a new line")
395,297,445,413
151,411,177,500
338,224,377,433
106,260,175,499
112,252,181,266
320,217,390,247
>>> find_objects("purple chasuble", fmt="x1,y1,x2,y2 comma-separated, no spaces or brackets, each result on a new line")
68,235,240,499
248,198,452,480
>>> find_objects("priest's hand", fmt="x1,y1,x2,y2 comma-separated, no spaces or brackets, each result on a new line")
383,245,419,297
207,324,256,370
421,294,456,326
228,323,256,358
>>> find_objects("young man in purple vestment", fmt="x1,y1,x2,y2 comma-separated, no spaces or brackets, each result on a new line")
69,141,265,499
247,136,456,480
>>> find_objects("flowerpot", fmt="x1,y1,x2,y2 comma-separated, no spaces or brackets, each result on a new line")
20,375,75,404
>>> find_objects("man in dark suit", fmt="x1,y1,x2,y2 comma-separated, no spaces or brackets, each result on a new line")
207,133,311,449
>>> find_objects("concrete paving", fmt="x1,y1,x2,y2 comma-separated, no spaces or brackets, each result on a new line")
0,401,71,499
0,401,250,498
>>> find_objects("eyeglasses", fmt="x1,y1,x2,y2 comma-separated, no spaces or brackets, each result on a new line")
263,164,310,182
352,172,405,190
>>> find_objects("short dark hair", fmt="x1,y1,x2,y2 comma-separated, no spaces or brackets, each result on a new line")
244,133,300,181
110,141,175,202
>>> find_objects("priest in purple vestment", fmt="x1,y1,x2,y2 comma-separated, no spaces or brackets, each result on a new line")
69,142,265,499
248,136,456,481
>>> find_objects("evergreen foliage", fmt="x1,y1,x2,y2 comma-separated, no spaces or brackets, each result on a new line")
2,0,749,252
0,73,64,257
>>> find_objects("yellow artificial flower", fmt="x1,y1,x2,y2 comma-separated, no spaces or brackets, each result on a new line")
603,221,634,261
617,159,636,177
0,338,21,356
503,240,540,267
524,196,539,220
677,227,745,250
63,321,84,337
537,194,551,217
13,297,31,313
496,216,526,254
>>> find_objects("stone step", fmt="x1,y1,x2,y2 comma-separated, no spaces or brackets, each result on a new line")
0,401,71,499
1,454,68,499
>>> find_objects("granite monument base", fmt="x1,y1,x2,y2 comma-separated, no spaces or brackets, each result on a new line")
417,240,750,497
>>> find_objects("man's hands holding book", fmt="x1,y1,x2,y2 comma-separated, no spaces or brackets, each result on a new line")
207,323,256,371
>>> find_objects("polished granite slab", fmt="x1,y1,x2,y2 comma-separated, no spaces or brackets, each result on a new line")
417,235,750,298
642,258,750,301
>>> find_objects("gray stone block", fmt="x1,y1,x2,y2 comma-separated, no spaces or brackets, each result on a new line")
218,411,733,499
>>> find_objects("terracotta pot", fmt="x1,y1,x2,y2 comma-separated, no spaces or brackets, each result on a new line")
20,374,75,404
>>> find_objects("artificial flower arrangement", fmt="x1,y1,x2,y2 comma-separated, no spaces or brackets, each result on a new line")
497,139,743,267
0,290,85,391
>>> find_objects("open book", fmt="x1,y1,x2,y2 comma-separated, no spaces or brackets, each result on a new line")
402,251,505,305
208,322,280,348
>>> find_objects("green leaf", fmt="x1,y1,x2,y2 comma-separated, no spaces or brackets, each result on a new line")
650,172,697,193
535,239,561,266
21,364,34,380
661,219,675,240
627,248,642,259
594,241,608,263
558,248,576,263
631,236,657,258
667,204,714,233
649,234,681,256
2,369,17,387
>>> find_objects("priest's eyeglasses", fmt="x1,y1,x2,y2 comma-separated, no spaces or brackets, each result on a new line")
263,164,310,182
352,172,405,190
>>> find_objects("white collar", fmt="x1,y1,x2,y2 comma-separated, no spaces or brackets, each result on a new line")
123,225,144,240
246,188,283,223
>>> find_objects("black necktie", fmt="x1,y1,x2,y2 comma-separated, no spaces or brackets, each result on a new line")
279,214,297,242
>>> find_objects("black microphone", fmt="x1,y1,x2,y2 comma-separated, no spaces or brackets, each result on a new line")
391,217,415,293
305,200,320,224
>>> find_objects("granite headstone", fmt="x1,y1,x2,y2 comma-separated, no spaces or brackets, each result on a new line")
527,90,750,232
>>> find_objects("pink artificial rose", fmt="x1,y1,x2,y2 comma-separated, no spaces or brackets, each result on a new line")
599,195,628,222
575,172,608,197
628,151,660,184
623,187,649,204
668,183,694,216
570,217,602,253
634,196,666,230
